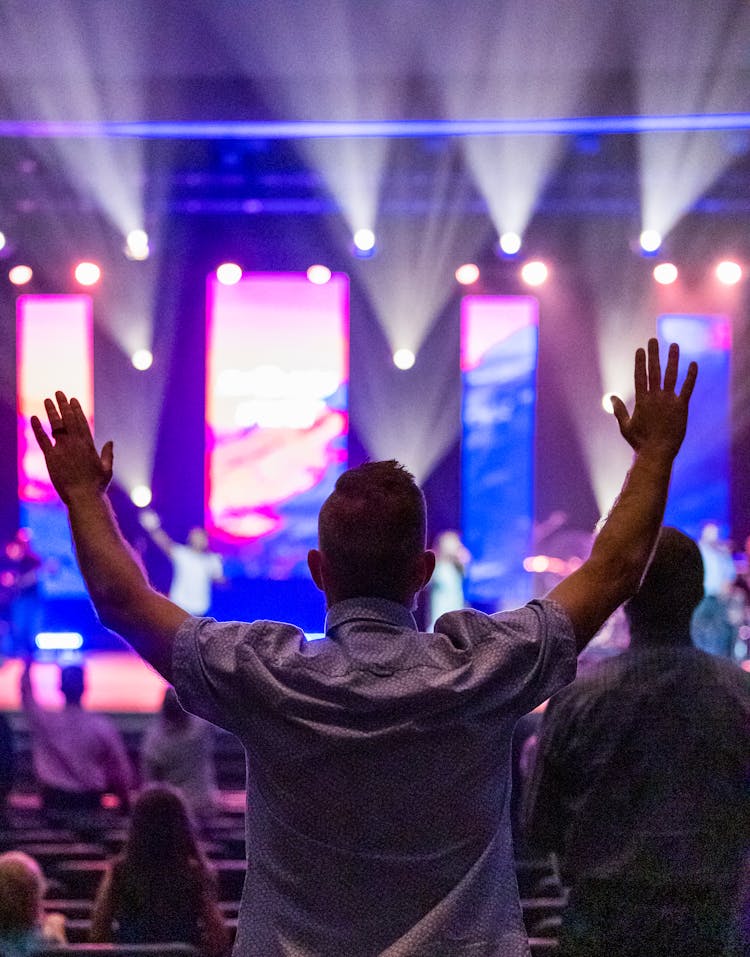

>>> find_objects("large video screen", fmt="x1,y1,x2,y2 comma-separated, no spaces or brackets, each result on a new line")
658,313,731,538
461,295,539,611
17,295,93,597
206,272,349,579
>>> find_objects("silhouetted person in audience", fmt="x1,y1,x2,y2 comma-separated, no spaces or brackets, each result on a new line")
90,785,228,955
141,686,217,824
0,711,16,825
0,851,66,954
525,527,750,957
31,338,696,956
21,658,132,819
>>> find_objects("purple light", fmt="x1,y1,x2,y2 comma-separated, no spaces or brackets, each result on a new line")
0,113,748,140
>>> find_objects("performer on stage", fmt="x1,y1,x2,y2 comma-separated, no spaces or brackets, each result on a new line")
427,530,470,630
693,521,737,658
1,530,43,657
139,512,224,617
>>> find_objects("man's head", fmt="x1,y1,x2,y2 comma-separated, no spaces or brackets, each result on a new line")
308,460,435,607
187,527,208,551
624,527,704,645
59,664,85,706
0,851,45,934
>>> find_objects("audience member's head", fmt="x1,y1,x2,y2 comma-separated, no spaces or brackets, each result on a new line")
160,686,189,728
59,664,85,706
625,527,704,644
310,460,433,605
0,851,45,935
125,785,201,871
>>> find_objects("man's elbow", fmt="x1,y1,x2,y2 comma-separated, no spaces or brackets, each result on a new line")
92,581,151,636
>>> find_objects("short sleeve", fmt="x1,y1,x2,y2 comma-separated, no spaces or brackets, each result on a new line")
172,617,246,734
437,598,577,719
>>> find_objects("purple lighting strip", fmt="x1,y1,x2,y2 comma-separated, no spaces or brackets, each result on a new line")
0,113,748,140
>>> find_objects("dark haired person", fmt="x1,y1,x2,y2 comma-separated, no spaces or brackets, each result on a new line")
525,527,750,957
31,339,695,956
21,658,132,817
141,686,217,823
90,785,229,955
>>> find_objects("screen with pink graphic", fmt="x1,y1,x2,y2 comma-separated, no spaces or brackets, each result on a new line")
17,295,93,596
206,273,349,579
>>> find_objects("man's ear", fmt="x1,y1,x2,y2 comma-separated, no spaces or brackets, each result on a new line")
307,549,325,592
417,550,437,591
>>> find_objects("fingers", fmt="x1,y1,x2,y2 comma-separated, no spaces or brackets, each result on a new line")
610,395,630,433
633,347,647,399
70,397,95,443
43,393,93,443
647,338,661,391
30,415,53,454
44,397,64,433
679,360,698,402
662,342,679,392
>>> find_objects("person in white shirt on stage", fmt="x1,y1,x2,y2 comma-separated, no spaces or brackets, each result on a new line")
140,512,224,617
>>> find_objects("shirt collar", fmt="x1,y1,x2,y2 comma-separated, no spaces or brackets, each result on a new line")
325,596,418,634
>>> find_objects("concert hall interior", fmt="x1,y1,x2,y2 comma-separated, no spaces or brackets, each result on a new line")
0,4,748,954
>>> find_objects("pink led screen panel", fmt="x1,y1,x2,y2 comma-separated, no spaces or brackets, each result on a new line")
206,273,349,578
17,295,93,596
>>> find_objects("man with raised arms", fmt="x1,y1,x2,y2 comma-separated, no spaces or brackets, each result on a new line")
31,339,696,957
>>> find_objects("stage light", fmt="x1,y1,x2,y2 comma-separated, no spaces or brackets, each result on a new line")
653,262,678,285
353,228,376,252
75,262,101,286
130,485,152,508
0,231,5,251
307,264,332,285
520,261,548,287
35,632,83,651
125,229,149,261
455,263,480,285
131,349,153,371
601,394,615,413
393,348,416,370
715,260,742,285
216,262,243,285
499,232,522,256
9,265,32,285
639,229,662,254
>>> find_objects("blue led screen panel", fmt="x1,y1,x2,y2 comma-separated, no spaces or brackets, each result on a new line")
461,296,539,610
658,314,731,539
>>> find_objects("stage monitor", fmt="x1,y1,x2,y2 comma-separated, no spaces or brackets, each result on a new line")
206,272,349,579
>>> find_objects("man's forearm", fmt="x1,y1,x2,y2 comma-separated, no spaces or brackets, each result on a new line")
549,446,673,649
66,489,150,623
591,446,672,593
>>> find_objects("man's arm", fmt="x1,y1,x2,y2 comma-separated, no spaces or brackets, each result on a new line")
548,339,697,652
139,510,175,556
31,393,189,681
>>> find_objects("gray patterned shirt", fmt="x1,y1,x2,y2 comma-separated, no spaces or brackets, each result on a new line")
173,596,576,956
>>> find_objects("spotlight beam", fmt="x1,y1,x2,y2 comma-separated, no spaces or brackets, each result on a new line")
0,113,748,140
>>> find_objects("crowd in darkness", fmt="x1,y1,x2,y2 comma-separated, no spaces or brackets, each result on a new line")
0,340,746,956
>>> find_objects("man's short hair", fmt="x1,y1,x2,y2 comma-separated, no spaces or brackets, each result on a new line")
624,527,704,642
318,460,427,603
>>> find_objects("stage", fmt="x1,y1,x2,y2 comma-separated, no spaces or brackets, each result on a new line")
0,654,168,713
